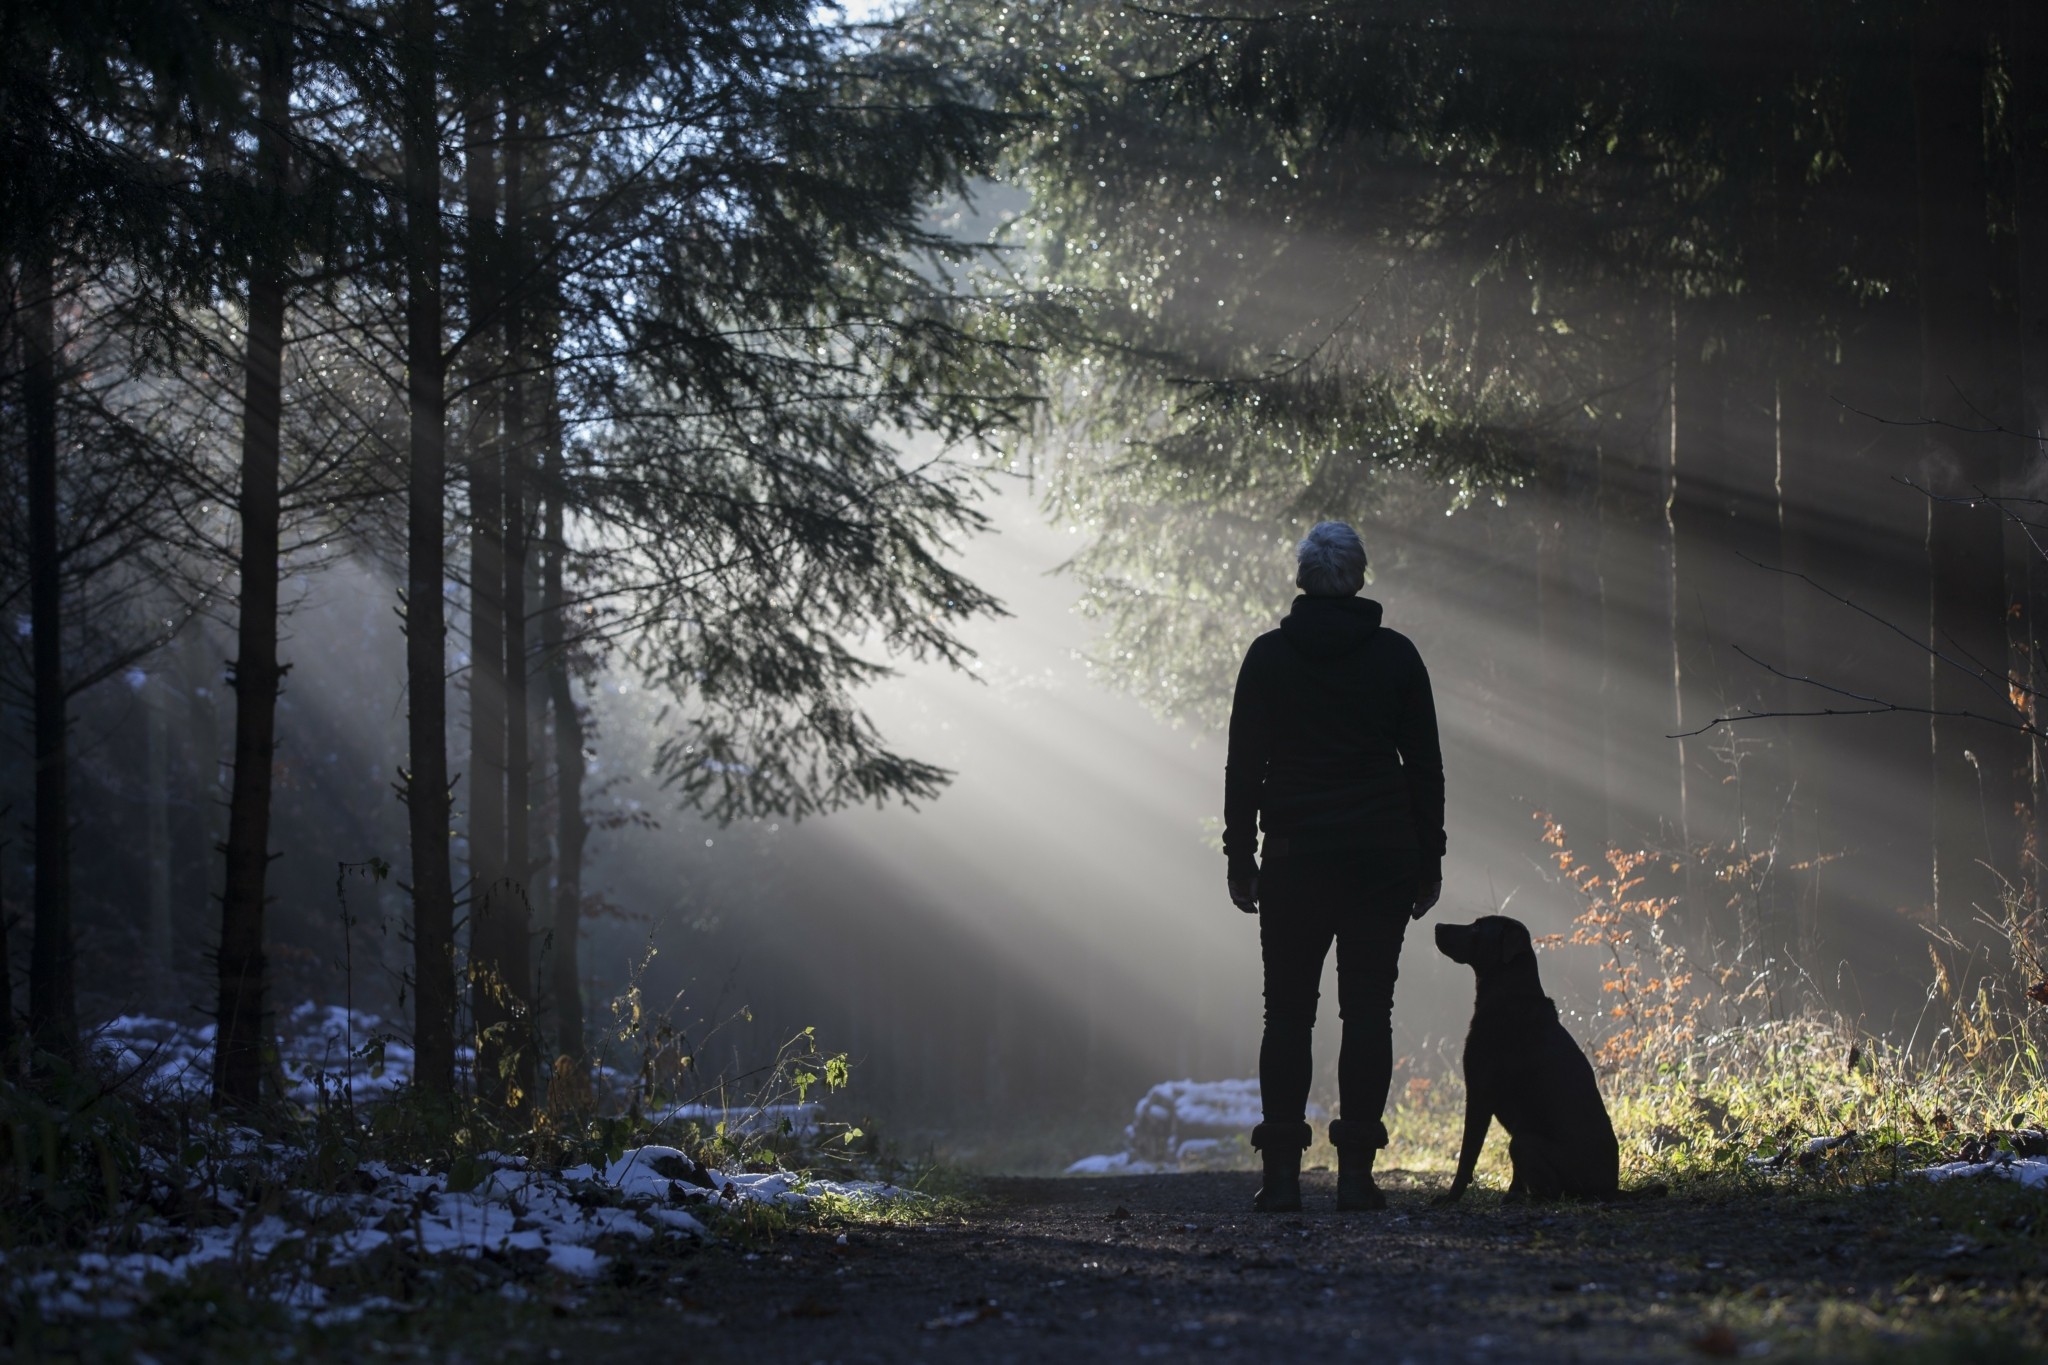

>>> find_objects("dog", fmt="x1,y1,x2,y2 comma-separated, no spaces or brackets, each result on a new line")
1433,915,1619,1201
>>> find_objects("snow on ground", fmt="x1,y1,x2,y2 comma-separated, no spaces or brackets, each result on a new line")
13,1007,915,1322
96,1004,429,1106
1912,1155,2048,1188
95,1009,833,1128
16,1142,905,1320
1744,1130,2048,1187
1065,1079,1327,1175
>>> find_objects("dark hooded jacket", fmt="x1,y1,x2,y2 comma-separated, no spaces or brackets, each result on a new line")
1222,595,1445,884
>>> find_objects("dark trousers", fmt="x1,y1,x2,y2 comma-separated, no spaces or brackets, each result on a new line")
1258,855,1415,1147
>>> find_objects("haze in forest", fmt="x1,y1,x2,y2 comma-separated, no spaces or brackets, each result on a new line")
7,0,2046,1160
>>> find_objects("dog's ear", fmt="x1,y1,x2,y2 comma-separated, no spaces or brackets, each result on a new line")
1496,919,1534,964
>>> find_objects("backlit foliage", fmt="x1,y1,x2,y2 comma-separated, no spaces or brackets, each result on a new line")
1539,814,1700,1072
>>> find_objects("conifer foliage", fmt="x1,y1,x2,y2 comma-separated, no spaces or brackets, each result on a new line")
1,0,1032,1102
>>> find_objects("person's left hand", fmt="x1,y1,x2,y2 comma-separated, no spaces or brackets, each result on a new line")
1410,880,1443,921
1229,875,1260,914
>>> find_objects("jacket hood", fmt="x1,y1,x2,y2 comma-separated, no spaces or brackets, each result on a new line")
1279,594,1383,661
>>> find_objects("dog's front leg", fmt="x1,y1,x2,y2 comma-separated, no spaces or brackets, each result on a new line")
1434,1093,1490,1205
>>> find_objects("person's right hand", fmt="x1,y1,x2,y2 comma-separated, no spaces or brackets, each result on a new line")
1410,880,1443,921
1228,875,1260,914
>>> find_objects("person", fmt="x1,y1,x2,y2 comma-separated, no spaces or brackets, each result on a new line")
1223,520,1445,1213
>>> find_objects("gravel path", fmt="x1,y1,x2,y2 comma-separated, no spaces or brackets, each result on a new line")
545,1166,2028,1363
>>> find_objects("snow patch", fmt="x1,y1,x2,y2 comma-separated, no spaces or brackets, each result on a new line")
19,1142,915,1320
1912,1155,2048,1188
653,1102,822,1138
19,1006,920,1322
93,1005,429,1106
1065,1079,1327,1175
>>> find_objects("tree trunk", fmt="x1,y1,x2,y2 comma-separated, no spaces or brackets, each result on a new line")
542,406,586,1064
1760,99,1819,987
1916,2,2019,929
1663,288,1708,946
498,104,535,1106
213,0,292,1111
24,248,75,1069
462,30,514,1107
1770,374,1826,969
401,0,456,1098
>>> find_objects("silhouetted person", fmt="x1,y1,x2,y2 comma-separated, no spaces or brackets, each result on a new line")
1224,521,1445,1212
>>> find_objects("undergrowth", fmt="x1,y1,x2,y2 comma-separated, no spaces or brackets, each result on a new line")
1370,815,2048,1198
0,963,938,1363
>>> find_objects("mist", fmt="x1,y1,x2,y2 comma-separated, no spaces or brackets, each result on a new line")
7,0,2039,1170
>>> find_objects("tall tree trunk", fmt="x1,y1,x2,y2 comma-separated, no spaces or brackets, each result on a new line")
1761,98,1820,986
1728,333,1789,977
1743,116,1798,991
462,21,514,1106
497,104,535,1106
24,248,75,1069
1664,288,1709,947
1917,2,2019,929
214,0,292,1111
401,0,456,1098
542,406,586,1064
1771,372,1828,969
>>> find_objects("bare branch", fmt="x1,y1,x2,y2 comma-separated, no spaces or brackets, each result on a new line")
1738,553,2030,703
1671,645,2038,740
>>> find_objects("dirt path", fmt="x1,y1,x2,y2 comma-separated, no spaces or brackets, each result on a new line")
540,1168,2038,1363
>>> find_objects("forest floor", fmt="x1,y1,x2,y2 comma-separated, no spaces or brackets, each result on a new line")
40,1164,2046,1364
528,1168,2048,1365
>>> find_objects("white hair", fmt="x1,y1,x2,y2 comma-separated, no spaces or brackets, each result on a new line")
1295,521,1367,597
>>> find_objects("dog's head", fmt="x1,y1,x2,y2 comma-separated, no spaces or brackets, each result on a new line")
1434,915,1535,970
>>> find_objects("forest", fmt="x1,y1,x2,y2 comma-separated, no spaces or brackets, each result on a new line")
8,1,2048,1361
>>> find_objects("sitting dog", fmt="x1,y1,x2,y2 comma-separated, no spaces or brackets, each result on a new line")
1433,915,1619,1201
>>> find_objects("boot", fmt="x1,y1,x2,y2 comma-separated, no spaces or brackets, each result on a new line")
1329,1118,1387,1212
1250,1121,1311,1213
